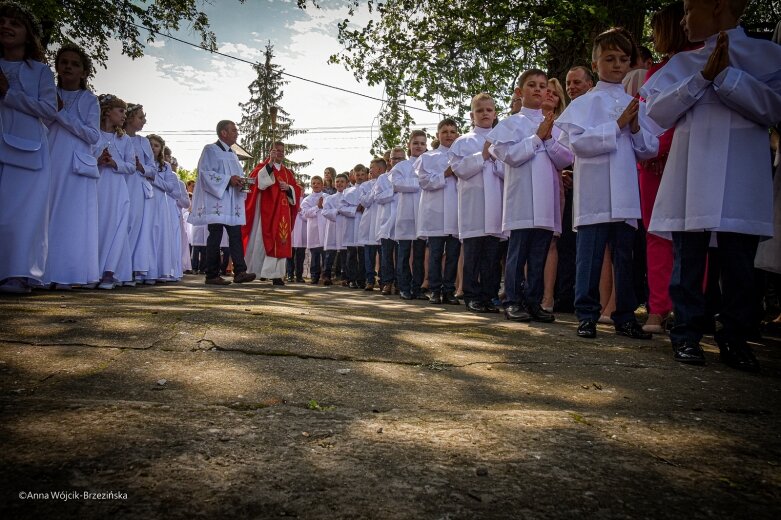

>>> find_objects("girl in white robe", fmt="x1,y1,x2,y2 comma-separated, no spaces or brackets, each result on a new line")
43,44,101,289
0,4,56,293
95,94,134,288
146,133,179,281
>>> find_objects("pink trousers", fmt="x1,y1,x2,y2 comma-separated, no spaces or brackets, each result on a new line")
639,167,673,315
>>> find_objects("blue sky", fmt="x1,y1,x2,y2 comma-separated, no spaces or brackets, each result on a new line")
92,1,440,175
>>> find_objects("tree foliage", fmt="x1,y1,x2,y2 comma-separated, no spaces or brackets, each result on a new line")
26,0,245,69
238,43,312,185
314,0,776,153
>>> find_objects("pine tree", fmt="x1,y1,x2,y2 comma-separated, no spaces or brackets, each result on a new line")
238,42,311,186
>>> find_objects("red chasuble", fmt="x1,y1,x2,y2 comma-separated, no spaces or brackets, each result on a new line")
242,160,302,259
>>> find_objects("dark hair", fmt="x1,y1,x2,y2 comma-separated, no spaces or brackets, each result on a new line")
592,27,638,66
516,68,547,89
567,65,595,85
216,120,234,137
437,118,458,132
335,173,349,182
651,1,692,56
353,163,368,173
55,43,92,90
0,1,46,62
370,157,387,170
147,134,166,172
638,46,653,63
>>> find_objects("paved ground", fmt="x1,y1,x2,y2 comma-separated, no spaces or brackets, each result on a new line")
1,276,779,519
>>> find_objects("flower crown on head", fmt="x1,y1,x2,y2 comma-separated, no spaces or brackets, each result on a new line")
0,1,43,39
126,103,144,116
98,94,116,105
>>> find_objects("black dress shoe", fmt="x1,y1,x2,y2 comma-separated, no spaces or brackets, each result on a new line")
272,278,285,286
672,342,706,365
429,292,442,304
296,277,305,283
286,275,294,282
399,290,413,300
466,300,488,313
414,292,429,301
484,302,501,313
615,321,652,340
309,279,320,285
718,340,760,373
528,303,556,323
349,282,360,289
504,304,531,322
577,320,597,338
442,292,460,305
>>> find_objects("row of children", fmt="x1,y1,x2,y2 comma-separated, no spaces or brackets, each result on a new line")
283,0,781,374
0,2,190,292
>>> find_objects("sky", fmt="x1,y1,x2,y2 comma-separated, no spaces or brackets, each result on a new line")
91,0,441,176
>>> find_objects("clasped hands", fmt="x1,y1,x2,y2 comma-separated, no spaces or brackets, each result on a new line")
617,98,641,134
98,148,116,169
702,31,730,81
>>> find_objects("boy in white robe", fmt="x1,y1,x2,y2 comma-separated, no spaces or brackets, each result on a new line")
417,119,461,304
374,154,401,295
556,28,659,340
449,93,506,313
641,0,781,370
321,173,349,285
300,176,327,284
286,192,307,283
341,163,369,289
391,136,427,300
187,120,256,286
358,158,385,290
488,79,574,321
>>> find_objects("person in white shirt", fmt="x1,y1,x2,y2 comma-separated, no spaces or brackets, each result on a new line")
300,176,327,284
556,28,659,340
321,173,350,285
341,163,369,288
642,0,781,371
187,120,256,285
375,151,402,295
489,74,574,322
286,191,307,283
357,158,385,290
449,93,505,313
417,119,460,304
392,132,428,300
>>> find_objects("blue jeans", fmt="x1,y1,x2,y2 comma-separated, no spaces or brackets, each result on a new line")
364,244,379,285
574,222,636,325
504,228,552,307
463,235,501,304
670,231,758,344
396,239,426,294
428,235,460,294
380,239,397,286
309,247,324,282
324,250,338,279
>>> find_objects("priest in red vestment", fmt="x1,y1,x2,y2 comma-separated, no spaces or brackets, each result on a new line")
242,141,302,284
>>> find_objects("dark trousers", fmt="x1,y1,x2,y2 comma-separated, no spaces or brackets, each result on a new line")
205,224,247,280
396,239,425,295
555,187,576,312
504,228,553,307
309,247,324,282
428,235,460,294
364,244,379,285
574,222,636,325
191,245,206,273
346,246,366,285
380,239,397,286
323,250,339,280
463,235,501,305
670,231,758,345
286,247,305,279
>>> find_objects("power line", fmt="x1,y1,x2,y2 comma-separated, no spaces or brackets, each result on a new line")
130,22,446,117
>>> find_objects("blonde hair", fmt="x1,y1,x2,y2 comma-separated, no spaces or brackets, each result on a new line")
546,78,567,118
98,94,127,137
470,92,495,110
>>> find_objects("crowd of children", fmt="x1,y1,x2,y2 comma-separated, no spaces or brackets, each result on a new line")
2,1,780,373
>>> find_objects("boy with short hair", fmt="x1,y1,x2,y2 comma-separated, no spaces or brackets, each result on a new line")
321,173,350,285
340,163,369,288
449,93,506,313
642,0,781,370
300,176,327,284
417,119,461,304
556,28,659,340
374,150,403,295
391,131,428,300
358,158,386,290
488,74,574,322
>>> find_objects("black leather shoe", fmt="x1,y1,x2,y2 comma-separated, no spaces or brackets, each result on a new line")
349,282,360,289
442,292,460,305
615,321,652,339
414,292,429,301
672,341,706,365
429,292,442,304
296,277,305,283
399,290,412,300
577,320,597,338
272,278,285,286
466,301,488,313
528,303,555,323
718,340,760,373
484,302,501,313
504,304,531,322
309,279,320,285
286,275,294,282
